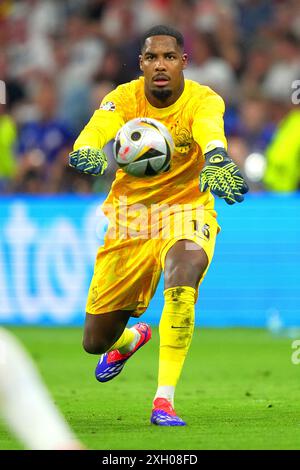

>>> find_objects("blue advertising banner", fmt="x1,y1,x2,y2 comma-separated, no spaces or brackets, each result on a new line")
0,194,299,327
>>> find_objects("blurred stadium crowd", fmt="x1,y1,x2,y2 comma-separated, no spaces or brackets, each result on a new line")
0,0,299,195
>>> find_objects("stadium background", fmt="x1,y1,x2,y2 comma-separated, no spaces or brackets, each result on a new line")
0,0,299,329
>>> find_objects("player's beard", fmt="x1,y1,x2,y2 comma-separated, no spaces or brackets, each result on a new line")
151,87,173,102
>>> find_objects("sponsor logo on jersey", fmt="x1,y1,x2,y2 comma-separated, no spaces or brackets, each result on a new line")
100,101,116,111
171,121,193,154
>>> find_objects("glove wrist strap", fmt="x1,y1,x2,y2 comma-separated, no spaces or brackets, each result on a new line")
204,147,228,161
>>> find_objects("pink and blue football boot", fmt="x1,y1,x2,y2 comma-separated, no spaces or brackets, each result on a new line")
95,322,151,382
151,398,186,426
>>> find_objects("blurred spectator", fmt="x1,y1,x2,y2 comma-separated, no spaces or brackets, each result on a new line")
237,0,274,43
59,13,105,85
15,78,74,192
5,0,59,79
204,3,243,76
93,47,130,86
0,0,300,195
98,3,143,81
184,32,237,103
84,0,108,22
135,0,169,33
98,0,137,45
55,12,106,135
228,94,275,151
262,33,300,102
240,41,273,95
167,0,197,56
17,78,73,163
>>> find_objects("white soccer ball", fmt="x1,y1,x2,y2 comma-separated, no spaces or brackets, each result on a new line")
113,117,174,177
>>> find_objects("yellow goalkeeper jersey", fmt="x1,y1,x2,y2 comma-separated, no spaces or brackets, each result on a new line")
74,77,227,228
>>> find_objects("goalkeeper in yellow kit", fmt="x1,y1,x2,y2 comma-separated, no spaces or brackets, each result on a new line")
69,25,248,426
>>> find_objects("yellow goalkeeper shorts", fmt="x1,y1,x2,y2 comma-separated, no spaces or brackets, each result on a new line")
86,207,219,317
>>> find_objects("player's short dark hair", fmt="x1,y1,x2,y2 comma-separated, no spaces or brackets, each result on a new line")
141,25,184,51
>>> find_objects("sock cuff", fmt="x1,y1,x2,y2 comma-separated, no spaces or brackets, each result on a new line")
163,286,196,303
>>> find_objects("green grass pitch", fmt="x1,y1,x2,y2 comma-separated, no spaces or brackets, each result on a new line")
0,327,299,450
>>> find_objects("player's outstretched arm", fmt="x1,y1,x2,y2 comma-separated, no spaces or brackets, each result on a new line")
199,147,249,205
69,147,108,176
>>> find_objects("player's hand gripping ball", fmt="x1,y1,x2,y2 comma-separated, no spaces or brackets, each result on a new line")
113,118,174,177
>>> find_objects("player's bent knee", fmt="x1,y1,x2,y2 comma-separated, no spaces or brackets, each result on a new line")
82,335,111,355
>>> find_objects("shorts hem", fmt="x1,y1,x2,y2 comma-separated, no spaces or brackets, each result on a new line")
160,235,214,272
86,304,147,317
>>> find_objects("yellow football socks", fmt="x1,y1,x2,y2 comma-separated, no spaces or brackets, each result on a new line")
108,327,137,353
157,286,195,390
